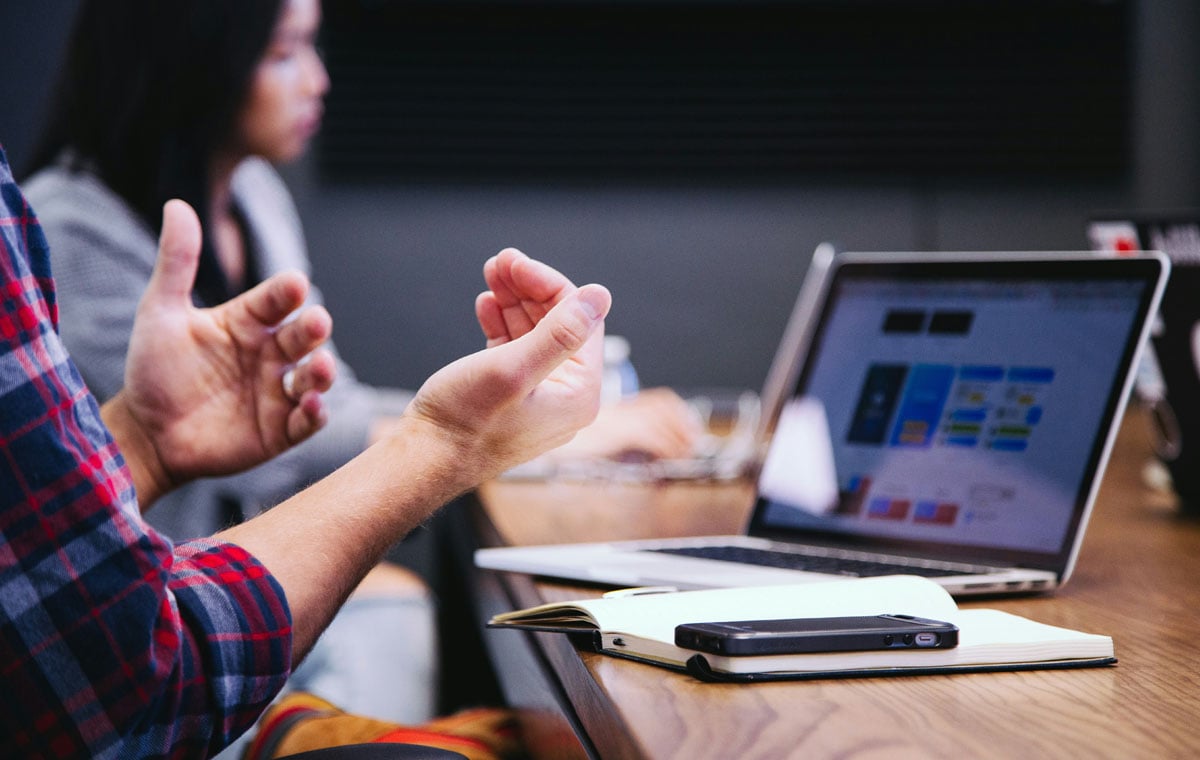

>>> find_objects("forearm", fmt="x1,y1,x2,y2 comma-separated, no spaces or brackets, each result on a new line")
3,389,291,757
216,415,476,658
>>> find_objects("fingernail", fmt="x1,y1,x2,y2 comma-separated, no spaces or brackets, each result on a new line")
577,286,610,321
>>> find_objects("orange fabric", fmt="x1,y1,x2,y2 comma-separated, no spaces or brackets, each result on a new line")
245,693,522,760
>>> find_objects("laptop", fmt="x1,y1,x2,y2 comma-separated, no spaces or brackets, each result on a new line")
476,250,1169,596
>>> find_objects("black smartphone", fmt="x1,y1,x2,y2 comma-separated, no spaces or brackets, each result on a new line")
674,614,959,656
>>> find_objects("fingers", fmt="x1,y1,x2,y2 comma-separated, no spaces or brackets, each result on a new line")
484,251,538,337
641,410,704,459
286,387,330,444
280,350,335,444
274,303,334,363
482,248,577,341
482,249,526,308
145,199,203,307
475,291,510,347
281,348,336,401
497,249,574,304
491,283,611,388
634,388,707,444
568,388,704,461
233,270,313,333
622,417,701,460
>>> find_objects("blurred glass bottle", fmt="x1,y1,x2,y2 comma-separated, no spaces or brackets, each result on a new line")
602,335,639,404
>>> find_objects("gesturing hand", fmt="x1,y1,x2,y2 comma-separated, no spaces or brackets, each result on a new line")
474,247,578,346
109,200,336,502
477,250,702,463
403,248,611,486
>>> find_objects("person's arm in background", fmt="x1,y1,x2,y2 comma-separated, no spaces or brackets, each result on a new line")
550,387,703,461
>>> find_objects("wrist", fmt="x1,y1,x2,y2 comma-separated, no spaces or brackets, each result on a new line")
382,414,486,497
100,392,175,509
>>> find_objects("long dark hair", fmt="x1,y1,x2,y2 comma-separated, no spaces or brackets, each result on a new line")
25,0,284,304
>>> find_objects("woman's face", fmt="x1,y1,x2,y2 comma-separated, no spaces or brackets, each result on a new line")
235,0,329,163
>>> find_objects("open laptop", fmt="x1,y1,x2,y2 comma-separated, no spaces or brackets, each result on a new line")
476,250,1169,596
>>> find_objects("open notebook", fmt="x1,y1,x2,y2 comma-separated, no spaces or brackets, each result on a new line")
477,250,1169,596
487,575,1116,681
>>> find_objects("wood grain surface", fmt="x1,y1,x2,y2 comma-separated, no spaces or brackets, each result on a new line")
477,408,1200,759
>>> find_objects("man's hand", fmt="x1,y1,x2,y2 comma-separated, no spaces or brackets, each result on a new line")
475,247,575,346
477,250,700,463
403,248,611,486
103,200,336,505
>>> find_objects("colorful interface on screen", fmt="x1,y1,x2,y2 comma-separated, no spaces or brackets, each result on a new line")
758,274,1145,554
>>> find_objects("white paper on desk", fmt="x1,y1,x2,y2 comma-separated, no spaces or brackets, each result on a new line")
758,397,839,514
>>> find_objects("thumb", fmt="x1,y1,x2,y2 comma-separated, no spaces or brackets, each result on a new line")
505,283,611,381
145,199,203,307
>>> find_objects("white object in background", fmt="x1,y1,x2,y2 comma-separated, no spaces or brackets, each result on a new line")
602,335,640,404
758,396,839,514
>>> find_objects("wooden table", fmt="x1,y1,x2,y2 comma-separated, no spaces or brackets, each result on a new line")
466,408,1200,759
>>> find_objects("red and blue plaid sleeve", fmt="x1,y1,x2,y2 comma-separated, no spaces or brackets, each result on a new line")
0,149,293,759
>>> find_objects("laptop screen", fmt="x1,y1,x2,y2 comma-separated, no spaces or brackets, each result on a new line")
750,254,1164,571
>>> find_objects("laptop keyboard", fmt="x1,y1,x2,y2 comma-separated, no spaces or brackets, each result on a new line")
648,545,995,578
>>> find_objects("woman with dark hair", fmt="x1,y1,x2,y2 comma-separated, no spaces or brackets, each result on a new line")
25,0,378,540
27,0,294,307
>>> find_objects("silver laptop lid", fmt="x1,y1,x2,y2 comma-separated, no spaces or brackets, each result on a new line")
745,251,1168,581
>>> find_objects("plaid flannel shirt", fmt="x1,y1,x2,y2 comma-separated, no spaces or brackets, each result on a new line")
0,148,292,759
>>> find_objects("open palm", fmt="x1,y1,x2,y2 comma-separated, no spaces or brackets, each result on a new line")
122,200,336,484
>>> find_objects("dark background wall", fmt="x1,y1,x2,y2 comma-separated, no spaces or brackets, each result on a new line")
2,0,1198,395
